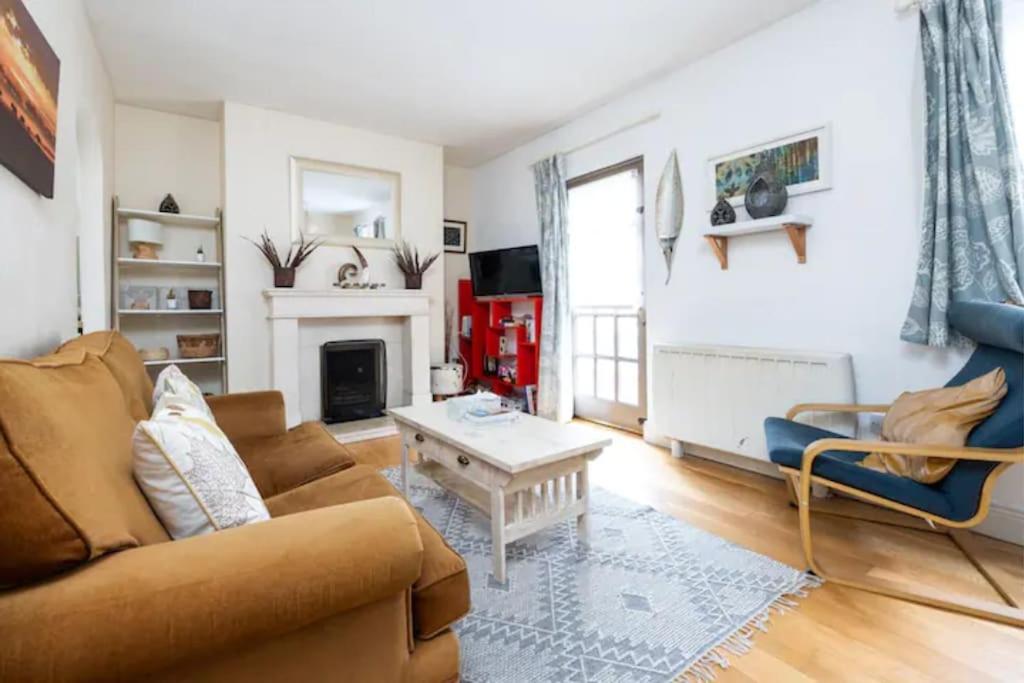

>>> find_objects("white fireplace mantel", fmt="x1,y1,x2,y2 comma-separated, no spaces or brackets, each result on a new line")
264,288,432,427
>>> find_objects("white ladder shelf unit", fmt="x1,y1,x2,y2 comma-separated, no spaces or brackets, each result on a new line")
110,196,228,392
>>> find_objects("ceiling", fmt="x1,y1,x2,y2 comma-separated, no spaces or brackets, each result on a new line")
83,0,817,166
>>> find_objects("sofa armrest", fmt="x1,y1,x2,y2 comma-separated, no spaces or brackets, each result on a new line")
0,498,423,682
207,390,287,441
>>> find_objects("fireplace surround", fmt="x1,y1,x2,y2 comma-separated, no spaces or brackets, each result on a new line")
321,339,386,423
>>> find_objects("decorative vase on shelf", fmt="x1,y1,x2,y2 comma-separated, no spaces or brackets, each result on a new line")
710,196,737,226
274,266,296,288
159,193,180,214
744,159,788,219
404,273,423,290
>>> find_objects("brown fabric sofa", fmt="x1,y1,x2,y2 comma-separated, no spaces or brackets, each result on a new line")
0,331,469,682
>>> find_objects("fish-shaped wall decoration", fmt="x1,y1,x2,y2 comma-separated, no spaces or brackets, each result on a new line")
655,150,684,284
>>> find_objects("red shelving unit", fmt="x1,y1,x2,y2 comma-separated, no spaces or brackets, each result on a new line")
456,279,542,404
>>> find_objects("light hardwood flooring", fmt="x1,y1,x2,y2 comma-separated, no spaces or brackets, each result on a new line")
343,423,1024,682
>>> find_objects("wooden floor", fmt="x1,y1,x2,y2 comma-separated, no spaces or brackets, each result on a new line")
343,424,1024,682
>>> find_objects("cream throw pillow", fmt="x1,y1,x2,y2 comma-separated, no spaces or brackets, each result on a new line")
152,364,214,420
859,368,1007,484
133,403,269,539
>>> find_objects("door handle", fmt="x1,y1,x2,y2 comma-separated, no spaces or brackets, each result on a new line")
415,433,425,443
457,455,470,466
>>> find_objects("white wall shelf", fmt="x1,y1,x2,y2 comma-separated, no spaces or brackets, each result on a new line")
111,196,228,392
116,207,220,228
117,257,221,269
118,309,223,315
702,214,812,270
143,356,225,367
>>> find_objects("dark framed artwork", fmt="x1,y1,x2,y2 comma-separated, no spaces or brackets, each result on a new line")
0,0,60,198
443,219,467,254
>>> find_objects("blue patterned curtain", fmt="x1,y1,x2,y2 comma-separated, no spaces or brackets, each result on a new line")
902,0,1024,346
533,155,573,422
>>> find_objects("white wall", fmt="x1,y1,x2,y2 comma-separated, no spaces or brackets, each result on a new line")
222,102,445,413
114,105,222,216
468,0,1022,541
0,0,114,357
443,164,473,358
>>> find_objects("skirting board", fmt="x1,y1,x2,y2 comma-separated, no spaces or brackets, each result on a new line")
645,434,1024,546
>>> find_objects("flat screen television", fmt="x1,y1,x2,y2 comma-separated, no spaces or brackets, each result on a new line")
469,245,542,298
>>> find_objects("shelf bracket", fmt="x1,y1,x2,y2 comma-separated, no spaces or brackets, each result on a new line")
783,224,808,264
704,235,729,270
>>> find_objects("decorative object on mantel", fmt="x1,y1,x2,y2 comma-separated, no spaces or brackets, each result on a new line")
744,158,788,219
710,195,736,226
655,150,684,284
392,240,439,290
159,193,180,214
335,246,387,289
127,218,163,259
443,219,467,253
187,289,213,310
245,229,324,288
708,124,832,208
177,333,221,359
703,214,812,270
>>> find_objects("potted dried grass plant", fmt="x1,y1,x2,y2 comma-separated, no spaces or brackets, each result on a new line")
245,230,324,287
392,240,439,290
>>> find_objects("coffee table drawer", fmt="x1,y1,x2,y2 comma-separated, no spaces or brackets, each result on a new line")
403,429,506,488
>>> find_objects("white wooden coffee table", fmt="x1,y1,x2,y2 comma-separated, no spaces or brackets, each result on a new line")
389,403,611,582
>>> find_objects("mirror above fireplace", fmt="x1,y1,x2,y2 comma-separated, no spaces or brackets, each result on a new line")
290,157,402,248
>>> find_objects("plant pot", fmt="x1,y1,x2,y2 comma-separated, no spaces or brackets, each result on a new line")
404,273,423,290
274,267,296,288
187,289,212,310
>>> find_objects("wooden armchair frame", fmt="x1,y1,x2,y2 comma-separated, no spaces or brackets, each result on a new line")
779,403,1024,627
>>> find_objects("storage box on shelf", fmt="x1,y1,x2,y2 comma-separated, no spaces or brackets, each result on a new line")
457,279,542,409
110,196,228,394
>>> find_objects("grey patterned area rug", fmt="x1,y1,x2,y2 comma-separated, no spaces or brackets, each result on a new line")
383,467,819,682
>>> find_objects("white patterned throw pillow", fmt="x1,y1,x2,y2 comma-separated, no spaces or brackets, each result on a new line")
152,364,214,420
133,404,270,539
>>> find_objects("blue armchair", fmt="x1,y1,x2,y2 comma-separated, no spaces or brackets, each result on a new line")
764,300,1023,626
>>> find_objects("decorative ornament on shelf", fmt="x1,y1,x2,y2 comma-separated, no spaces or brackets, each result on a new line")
165,288,178,310
244,229,324,288
392,240,439,290
195,245,206,262
744,158,788,219
127,218,163,259
335,246,385,289
710,195,737,226
159,193,180,214
655,150,684,284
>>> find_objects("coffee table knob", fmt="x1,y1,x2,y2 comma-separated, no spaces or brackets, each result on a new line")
457,455,470,466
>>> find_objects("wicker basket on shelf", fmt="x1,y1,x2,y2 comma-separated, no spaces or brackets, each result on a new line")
176,334,220,359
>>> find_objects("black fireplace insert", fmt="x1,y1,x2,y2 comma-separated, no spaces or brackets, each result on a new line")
320,339,386,423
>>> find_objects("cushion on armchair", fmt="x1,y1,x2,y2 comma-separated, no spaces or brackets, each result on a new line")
58,330,155,421
0,352,170,586
859,367,1007,483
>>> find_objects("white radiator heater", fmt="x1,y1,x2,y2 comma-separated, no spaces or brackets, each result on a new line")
652,344,856,464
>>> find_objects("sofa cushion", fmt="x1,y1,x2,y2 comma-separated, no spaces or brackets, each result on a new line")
266,465,469,638
58,331,154,421
0,352,169,586
233,422,355,498
134,404,271,539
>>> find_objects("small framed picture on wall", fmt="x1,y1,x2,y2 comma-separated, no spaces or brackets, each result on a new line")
443,219,467,253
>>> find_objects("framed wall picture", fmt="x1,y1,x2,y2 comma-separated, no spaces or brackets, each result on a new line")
707,124,832,208
444,219,468,253
0,0,61,198
443,219,467,253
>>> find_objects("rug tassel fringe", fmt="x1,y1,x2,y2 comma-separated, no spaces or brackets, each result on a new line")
672,572,823,683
